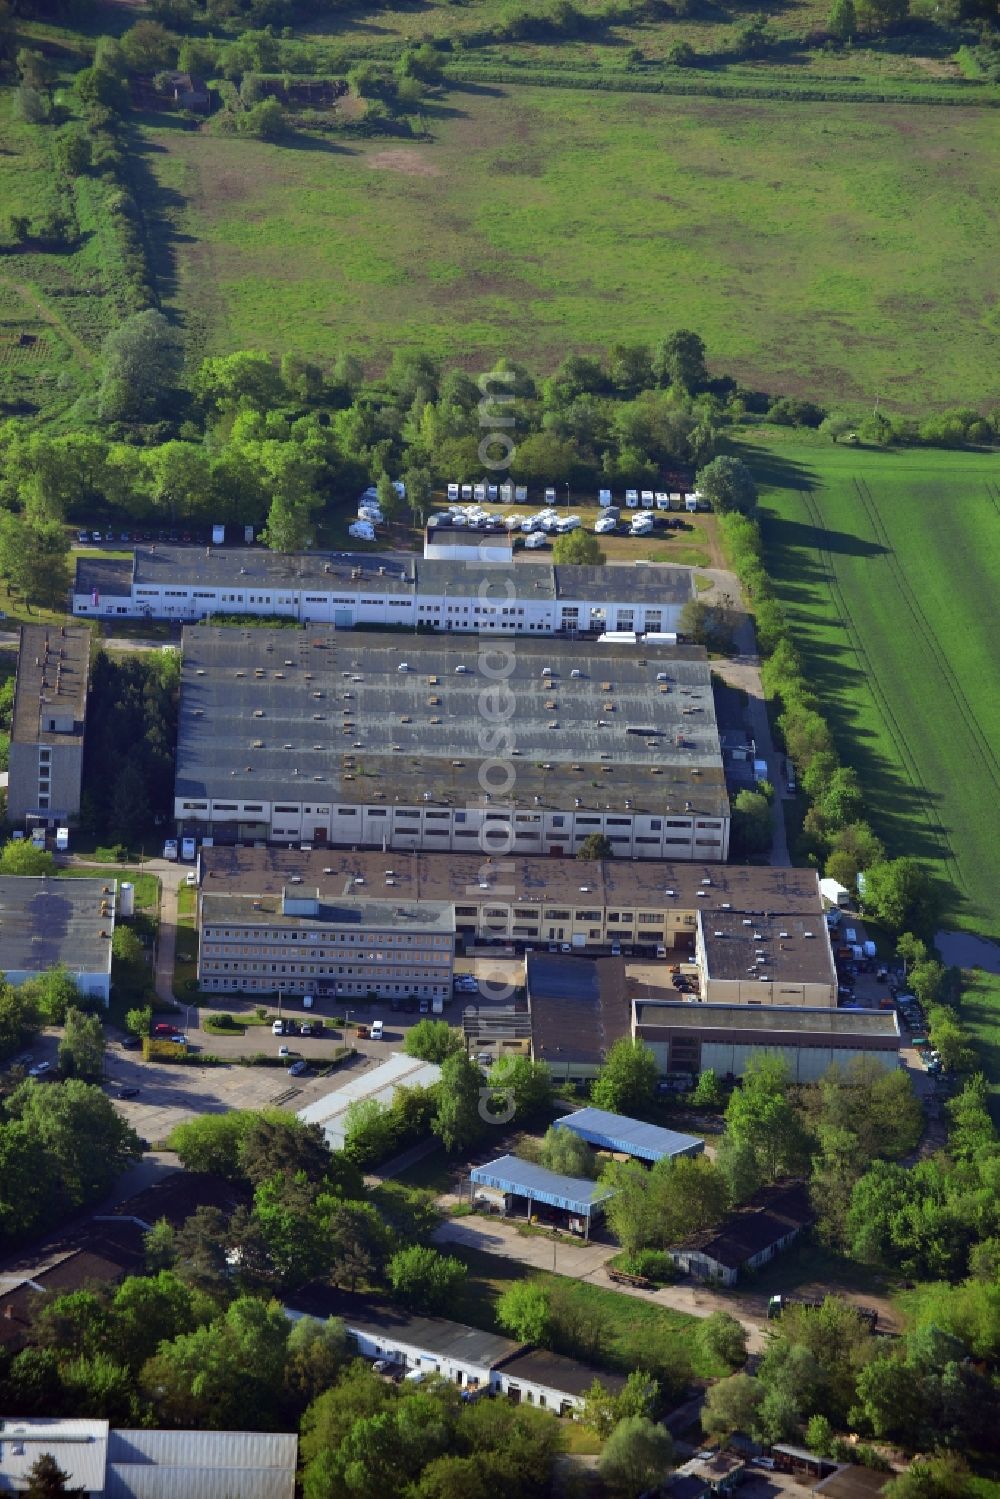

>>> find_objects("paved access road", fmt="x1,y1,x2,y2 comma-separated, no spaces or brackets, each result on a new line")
433,1216,769,1353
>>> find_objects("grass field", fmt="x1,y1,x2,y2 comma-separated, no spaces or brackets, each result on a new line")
0,90,122,423
752,432,1000,935
141,88,998,410
449,1246,726,1382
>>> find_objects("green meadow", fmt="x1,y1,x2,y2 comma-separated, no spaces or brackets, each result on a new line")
753,432,1000,935
141,86,998,409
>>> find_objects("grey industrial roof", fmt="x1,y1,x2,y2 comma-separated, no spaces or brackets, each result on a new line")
286,1290,523,1368
498,1348,628,1398
103,1429,298,1499
554,562,691,605
75,556,132,597
199,847,822,916
700,911,837,986
677,1181,814,1267
200,890,456,934
133,546,414,594
176,627,727,816
0,1419,109,1494
554,1107,703,1163
526,956,631,1068
0,877,114,977
76,546,693,608
425,526,513,549
12,625,89,744
417,558,555,600
635,1001,900,1039
470,1154,613,1214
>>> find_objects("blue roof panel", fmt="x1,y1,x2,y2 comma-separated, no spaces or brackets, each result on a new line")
553,1107,703,1163
470,1154,613,1216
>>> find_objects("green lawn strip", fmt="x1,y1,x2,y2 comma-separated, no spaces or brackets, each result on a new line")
751,433,1000,934
139,92,998,410
448,1246,724,1382
56,866,159,910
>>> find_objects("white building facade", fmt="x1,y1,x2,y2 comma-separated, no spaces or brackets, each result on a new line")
73,549,693,638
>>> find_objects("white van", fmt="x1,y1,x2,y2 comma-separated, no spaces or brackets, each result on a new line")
370,1019,384,1040
181,836,197,862
431,995,444,1015
55,827,70,852
524,532,547,549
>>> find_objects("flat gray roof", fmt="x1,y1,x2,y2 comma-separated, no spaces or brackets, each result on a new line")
0,876,114,976
470,1154,613,1215
133,546,414,594
75,557,132,598
526,955,632,1068
700,911,837,986
200,890,455,934
12,625,89,745
554,1107,703,1163
417,558,555,600
635,1001,899,1039
554,562,691,605
75,547,694,609
176,627,727,816
285,1290,523,1368
199,848,822,915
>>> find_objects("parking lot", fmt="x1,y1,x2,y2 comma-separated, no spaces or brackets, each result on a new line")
101,1043,390,1142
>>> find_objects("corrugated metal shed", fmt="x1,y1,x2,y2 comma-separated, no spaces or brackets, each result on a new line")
104,1430,297,1499
470,1155,613,1216
297,1052,442,1149
0,1419,108,1495
553,1107,703,1163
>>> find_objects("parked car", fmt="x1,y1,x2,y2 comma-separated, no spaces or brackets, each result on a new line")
418,998,430,1015
28,1061,52,1078
277,1045,290,1058
185,871,197,887
288,1060,309,1077
370,1020,384,1040
120,1036,140,1050
116,1087,140,1100
153,1022,178,1037
77,530,89,544
162,839,178,861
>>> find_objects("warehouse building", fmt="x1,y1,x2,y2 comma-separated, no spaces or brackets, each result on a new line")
526,954,631,1082
553,1106,703,1164
175,628,728,858
284,1291,627,1413
0,877,115,1004
668,1181,814,1286
197,884,454,1000
297,1052,443,1150
470,1155,613,1237
6,624,89,826
72,547,693,636
0,1420,297,1499
633,1001,900,1083
198,848,824,953
696,909,837,1008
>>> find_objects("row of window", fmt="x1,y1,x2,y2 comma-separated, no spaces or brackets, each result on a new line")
204,929,450,946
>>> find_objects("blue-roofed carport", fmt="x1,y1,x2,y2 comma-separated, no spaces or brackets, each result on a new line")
553,1107,704,1164
469,1154,613,1240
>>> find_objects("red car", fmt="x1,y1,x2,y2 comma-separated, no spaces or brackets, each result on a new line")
153,1022,177,1037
